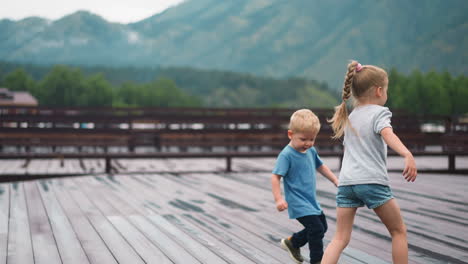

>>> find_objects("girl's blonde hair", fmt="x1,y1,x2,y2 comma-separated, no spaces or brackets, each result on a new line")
328,60,388,139
289,109,321,134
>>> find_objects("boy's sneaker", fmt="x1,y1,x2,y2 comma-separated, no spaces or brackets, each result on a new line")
280,238,304,263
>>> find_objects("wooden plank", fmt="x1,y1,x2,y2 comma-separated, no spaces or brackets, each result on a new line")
0,161,6,175
7,183,34,264
71,177,173,264
187,211,289,263
103,173,274,263
353,210,465,259
162,171,393,262
95,174,257,264
318,169,468,264
106,216,174,264
145,214,229,264
2,160,25,175
85,175,229,263
36,180,90,264
141,173,391,263
79,174,237,263
23,181,62,264
0,184,9,264
129,215,204,264
62,178,146,264
76,176,203,264
2,153,464,264
125,174,375,264
50,178,118,264
181,213,283,264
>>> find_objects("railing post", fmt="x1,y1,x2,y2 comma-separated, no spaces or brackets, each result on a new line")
105,157,111,174
226,156,232,172
448,154,455,172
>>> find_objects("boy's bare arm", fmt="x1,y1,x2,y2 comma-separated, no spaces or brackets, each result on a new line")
317,164,339,187
271,174,288,211
381,127,417,182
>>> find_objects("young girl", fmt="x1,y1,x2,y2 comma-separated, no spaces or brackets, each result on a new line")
322,61,417,264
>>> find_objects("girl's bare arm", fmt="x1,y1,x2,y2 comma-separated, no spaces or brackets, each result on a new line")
381,127,417,182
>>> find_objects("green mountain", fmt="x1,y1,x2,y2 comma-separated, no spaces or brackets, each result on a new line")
1,0,467,90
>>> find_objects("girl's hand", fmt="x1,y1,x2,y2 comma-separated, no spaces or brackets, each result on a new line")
403,155,417,182
381,128,418,182
276,199,288,212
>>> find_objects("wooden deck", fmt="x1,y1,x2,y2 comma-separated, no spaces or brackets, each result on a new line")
0,157,467,263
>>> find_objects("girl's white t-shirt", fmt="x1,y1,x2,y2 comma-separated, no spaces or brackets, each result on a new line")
339,104,393,186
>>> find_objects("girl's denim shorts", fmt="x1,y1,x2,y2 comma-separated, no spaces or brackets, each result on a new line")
336,184,394,209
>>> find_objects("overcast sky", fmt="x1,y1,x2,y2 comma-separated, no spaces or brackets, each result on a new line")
1,0,186,23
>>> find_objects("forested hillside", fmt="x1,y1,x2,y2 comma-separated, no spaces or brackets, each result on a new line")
2,61,467,116
0,61,338,108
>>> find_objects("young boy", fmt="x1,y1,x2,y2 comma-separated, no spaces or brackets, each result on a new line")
272,109,339,264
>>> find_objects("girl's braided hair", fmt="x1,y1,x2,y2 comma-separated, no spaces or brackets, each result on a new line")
328,60,388,139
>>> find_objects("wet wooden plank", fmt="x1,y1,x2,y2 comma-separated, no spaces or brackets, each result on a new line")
191,211,289,263
145,214,229,264
92,175,228,264
181,213,282,264
72,177,173,264
0,184,9,264
170,172,402,263
320,170,468,264
106,216,174,264
1,160,25,175
100,174,257,264
130,173,382,264
50,178,118,264
23,181,62,264
63,178,146,264
36,180,90,264
7,183,34,264
76,176,203,264
98,174,253,263
1,156,466,263
143,172,388,264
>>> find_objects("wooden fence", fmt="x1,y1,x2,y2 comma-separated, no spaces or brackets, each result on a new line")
0,106,467,173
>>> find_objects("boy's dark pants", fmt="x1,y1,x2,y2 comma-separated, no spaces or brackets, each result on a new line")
290,212,328,263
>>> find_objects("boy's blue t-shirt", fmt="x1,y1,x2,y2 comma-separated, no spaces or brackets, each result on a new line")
272,145,324,219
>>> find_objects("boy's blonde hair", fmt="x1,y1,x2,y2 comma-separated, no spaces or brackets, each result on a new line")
289,109,321,134
328,60,388,139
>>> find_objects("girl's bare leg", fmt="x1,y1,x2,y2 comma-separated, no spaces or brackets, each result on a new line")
373,198,408,264
321,207,357,264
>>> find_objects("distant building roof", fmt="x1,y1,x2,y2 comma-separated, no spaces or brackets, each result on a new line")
0,88,38,106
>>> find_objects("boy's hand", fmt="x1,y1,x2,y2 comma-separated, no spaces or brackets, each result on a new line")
276,199,288,212
403,155,417,182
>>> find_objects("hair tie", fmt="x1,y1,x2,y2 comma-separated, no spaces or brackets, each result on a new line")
356,63,363,72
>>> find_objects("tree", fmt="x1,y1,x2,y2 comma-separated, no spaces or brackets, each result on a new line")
38,65,86,106
115,81,142,107
1,68,36,93
451,75,468,116
114,78,201,107
140,78,201,107
80,73,114,106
